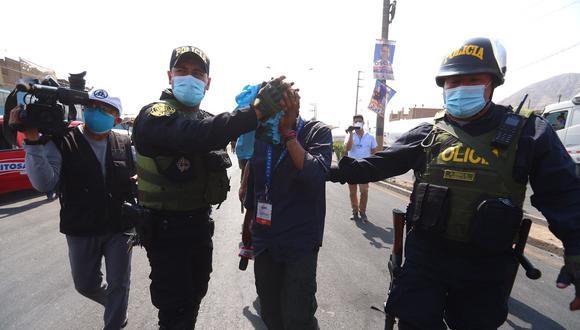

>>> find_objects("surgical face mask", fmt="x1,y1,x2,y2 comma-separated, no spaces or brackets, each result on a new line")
354,121,364,129
444,84,488,119
172,75,206,107
84,107,115,134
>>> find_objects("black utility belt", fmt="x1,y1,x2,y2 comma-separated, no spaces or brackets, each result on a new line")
121,203,212,247
410,182,523,253
151,207,210,219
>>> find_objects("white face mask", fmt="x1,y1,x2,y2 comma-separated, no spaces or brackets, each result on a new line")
354,122,364,129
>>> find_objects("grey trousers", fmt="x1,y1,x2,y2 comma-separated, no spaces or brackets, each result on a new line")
66,233,132,330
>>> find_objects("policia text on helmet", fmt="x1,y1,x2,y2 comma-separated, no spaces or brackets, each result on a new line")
436,37,507,121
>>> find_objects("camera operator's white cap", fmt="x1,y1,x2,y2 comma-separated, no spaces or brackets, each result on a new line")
89,89,123,116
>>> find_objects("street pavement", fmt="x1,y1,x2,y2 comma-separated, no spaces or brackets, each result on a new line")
0,163,578,329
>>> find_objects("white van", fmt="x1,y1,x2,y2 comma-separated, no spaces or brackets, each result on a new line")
542,92,580,176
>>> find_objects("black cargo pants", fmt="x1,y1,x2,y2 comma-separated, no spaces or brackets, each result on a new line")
145,209,214,330
385,230,517,330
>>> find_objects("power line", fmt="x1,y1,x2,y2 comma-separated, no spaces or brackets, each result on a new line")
511,40,580,72
522,0,549,12
535,0,580,19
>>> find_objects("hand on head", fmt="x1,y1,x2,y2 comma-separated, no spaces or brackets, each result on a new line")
279,82,300,131
254,76,287,121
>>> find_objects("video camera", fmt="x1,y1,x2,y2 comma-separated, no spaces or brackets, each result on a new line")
5,72,89,137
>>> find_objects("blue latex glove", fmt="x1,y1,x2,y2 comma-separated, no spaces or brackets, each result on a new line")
233,83,262,160
233,83,282,149
257,111,283,145
235,84,262,109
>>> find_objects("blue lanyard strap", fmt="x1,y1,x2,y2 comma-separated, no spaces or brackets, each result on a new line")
264,118,305,197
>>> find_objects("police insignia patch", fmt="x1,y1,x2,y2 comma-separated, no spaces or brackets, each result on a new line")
150,104,176,117
176,157,191,173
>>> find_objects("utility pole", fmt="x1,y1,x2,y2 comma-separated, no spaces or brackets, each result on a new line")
355,70,363,115
375,0,397,149
310,103,318,120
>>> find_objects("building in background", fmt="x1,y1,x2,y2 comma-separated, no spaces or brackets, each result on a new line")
0,57,56,90
389,106,442,121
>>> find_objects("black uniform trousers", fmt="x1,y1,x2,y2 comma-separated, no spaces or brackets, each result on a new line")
254,250,319,330
385,230,517,330
145,209,214,330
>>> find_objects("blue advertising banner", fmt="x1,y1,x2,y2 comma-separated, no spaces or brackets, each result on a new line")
373,39,395,80
368,80,396,117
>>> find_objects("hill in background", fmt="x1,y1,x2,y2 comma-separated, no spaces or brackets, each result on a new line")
500,73,580,110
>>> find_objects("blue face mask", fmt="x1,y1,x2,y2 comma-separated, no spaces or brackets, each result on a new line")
84,107,116,134
172,75,206,107
444,85,488,119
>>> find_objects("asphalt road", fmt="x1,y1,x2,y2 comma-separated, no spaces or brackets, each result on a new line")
0,164,578,329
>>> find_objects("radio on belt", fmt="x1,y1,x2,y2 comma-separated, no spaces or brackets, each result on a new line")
491,94,528,149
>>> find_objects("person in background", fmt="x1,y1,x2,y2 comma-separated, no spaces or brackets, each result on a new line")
344,114,378,222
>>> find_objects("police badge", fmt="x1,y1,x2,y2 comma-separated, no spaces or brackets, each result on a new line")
176,156,191,173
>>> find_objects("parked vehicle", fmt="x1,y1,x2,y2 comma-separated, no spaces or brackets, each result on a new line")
0,115,32,195
542,92,580,176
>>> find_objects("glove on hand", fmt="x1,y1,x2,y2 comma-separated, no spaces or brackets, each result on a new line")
557,255,580,311
253,79,285,119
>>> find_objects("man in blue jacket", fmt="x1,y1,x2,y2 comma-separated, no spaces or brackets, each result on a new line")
244,85,333,329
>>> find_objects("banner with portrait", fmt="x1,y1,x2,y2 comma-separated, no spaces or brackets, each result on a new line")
368,80,396,117
373,39,396,80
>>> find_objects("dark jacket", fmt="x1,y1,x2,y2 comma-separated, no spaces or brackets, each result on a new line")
245,120,333,261
132,89,258,158
330,103,580,256
56,128,136,236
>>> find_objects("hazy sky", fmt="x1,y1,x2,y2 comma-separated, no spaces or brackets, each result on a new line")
2,0,580,130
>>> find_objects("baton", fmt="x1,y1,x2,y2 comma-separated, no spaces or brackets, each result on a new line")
515,218,542,280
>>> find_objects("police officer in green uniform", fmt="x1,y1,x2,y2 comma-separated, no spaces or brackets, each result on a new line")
328,37,580,329
132,46,286,329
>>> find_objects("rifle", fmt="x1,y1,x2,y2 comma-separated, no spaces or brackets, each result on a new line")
385,209,406,330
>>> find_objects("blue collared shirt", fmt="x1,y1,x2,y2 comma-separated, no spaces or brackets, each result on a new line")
245,120,333,262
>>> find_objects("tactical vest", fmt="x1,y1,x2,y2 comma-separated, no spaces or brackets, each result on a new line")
136,100,230,212
57,127,135,236
415,110,532,242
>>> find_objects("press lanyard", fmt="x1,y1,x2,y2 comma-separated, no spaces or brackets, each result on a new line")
264,118,305,199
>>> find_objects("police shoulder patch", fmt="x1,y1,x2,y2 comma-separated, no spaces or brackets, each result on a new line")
149,103,176,117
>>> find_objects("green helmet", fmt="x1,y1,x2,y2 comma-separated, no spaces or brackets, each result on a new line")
436,37,507,87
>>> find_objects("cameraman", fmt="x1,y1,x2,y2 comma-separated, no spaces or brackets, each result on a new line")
20,89,135,330
344,115,377,222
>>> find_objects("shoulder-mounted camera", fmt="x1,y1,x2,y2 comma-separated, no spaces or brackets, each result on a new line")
2,72,89,144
